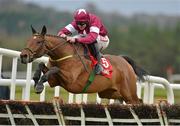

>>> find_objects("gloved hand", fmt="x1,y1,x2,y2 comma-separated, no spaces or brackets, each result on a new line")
60,33,67,38
66,36,76,43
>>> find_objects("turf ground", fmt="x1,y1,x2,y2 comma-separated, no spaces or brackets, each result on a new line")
14,86,180,104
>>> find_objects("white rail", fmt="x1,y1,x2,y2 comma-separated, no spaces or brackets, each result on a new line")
0,48,177,104
142,76,174,104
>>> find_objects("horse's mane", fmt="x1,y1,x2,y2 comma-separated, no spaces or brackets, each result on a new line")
46,34,64,39
45,34,84,51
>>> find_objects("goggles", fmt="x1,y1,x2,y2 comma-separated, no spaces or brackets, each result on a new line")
76,21,88,26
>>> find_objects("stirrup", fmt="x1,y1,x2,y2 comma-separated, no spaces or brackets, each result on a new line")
95,64,103,75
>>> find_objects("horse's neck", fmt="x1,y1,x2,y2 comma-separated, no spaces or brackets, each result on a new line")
45,35,84,60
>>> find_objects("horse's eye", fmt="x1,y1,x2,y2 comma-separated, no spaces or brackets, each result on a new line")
37,41,43,44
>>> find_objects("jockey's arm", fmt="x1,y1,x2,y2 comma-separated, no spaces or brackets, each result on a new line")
57,29,72,36
57,21,77,36
76,32,98,44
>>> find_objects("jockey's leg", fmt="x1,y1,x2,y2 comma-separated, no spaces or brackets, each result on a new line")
88,42,103,74
35,66,59,94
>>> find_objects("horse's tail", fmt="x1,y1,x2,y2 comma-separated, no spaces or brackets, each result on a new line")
122,55,148,82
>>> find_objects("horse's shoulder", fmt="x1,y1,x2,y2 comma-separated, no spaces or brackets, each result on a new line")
104,54,126,64
104,54,121,59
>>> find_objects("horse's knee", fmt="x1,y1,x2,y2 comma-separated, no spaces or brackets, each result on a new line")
45,67,59,79
33,69,41,84
33,70,40,77
39,62,46,69
50,67,60,74
33,62,46,79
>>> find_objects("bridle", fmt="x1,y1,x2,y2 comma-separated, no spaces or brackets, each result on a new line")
23,47,35,55
24,34,89,72
23,34,68,56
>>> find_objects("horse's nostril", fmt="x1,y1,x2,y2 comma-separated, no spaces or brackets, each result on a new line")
24,54,28,58
20,54,29,64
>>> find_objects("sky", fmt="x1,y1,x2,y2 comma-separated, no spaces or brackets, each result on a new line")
22,0,180,16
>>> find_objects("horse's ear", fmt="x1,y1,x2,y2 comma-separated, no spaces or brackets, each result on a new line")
41,25,47,36
31,25,37,34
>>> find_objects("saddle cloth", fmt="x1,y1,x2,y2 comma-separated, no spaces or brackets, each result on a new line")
90,55,113,79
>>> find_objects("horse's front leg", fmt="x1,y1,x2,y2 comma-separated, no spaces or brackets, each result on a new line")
34,65,60,94
33,62,46,88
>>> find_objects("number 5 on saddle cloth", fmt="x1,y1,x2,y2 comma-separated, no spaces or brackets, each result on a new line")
84,43,113,79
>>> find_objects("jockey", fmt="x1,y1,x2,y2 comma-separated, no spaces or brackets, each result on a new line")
57,8,110,75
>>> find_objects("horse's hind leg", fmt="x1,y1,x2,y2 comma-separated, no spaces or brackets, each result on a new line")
120,85,140,104
34,66,59,94
98,89,124,104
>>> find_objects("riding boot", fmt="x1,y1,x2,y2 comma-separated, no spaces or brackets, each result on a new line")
88,42,103,74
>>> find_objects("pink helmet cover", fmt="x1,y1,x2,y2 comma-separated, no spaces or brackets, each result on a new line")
74,9,90,22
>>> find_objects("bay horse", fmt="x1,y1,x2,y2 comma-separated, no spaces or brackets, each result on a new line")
20,26,147,104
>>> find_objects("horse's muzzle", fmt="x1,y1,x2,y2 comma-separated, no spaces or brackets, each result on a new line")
20,53,33,64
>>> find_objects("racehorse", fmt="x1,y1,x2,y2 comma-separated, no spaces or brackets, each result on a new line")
20,26,147,104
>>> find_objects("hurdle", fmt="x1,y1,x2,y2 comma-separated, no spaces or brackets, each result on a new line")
0,99,180,125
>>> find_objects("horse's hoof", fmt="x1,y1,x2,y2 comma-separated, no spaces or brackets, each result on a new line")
34,84,44,94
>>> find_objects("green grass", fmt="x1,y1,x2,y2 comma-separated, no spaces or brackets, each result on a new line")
154,88,180,104
14,86,99,103
14,86,180,104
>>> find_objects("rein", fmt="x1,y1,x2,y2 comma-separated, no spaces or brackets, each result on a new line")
72,43,89,73
45,38,67,54
44,35,89,73
23,47,34,54
24,34,89,72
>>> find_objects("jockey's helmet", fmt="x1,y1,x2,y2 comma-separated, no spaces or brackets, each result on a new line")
74,9,90,24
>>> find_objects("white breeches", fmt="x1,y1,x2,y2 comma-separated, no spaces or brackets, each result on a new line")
73,34,109,51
